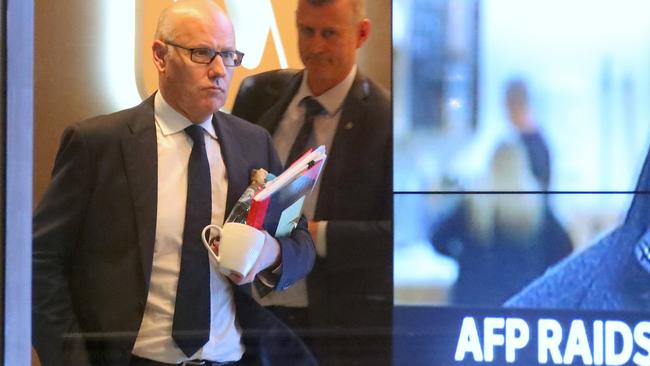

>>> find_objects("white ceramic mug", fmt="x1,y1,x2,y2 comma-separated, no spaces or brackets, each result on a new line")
201,222,265,277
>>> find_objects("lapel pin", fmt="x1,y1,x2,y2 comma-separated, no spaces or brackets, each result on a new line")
344,121,354,130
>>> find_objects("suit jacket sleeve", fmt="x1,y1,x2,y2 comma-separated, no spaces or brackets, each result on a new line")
32,125,92,366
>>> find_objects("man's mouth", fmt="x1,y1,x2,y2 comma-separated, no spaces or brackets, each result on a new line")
306,56,331,66
205,86,224,93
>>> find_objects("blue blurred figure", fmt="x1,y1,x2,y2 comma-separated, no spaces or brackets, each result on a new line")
505,78,552,190
431,141,572,306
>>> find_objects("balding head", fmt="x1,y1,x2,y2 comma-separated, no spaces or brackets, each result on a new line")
151,0,238,122
155,0,233,43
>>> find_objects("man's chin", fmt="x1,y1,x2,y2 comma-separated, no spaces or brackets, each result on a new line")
189,104,223,122
202,96,225,110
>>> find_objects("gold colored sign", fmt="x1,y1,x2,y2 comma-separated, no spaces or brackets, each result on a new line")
136,0,302,111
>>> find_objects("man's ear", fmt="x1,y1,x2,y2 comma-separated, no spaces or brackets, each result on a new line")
152,40,168,72
357,18,371,48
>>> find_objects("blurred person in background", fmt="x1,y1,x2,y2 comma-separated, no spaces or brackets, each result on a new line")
430,141,572,306
505,78,552,190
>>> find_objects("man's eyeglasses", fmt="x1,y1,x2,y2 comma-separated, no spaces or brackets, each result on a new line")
164,40,244,67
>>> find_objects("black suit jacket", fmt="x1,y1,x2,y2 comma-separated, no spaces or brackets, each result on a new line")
232,69,392,360
32,95,317,366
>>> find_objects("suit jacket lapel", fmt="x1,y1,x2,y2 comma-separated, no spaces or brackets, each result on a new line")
121,96,158,290
315,74,370,217
257,71,303,134
120,104,249,292
212,112,249,216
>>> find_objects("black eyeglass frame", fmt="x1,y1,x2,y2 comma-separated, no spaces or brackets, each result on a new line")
163,40,245,67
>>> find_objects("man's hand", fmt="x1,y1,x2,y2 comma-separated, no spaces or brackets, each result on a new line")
227,230,280,285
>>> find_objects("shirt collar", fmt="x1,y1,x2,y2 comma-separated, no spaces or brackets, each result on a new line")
154,91,217,140
296,64,357,116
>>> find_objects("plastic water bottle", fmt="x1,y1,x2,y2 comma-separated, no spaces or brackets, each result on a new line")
225,169,275,224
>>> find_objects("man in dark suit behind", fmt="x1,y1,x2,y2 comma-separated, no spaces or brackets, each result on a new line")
231,0,392,364
32,1,316,365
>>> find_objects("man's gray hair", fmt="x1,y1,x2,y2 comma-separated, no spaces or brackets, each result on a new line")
154,7,175,41
306,0,366,21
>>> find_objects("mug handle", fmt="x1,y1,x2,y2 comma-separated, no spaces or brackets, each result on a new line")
201,224,223,263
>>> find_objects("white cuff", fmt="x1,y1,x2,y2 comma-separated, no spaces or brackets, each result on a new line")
257,263,282,288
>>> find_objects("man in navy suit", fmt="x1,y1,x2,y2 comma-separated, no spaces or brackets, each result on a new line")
231,0,392,364
507,146,650,311
32,1,315,365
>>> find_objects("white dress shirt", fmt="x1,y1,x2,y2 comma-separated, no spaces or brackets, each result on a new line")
132,92,244,363
255,66,357,307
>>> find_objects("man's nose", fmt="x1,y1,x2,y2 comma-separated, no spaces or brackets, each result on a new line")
309,35,327,53
208,55,227,78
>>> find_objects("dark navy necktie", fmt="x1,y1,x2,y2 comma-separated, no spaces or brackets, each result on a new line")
286,96,326,165
172,124,212,357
